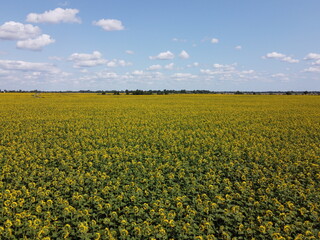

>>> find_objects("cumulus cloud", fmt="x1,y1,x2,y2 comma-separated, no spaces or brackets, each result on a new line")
179,50,190,59
147,64,162,70
304,53,320,60
0,59,60,73
211,38,219,44
16,34,55,51
264,52,286,59
125,50,134,55
241,70,255,74
303,67,320,73
171,73,197,81
68,51,107,68
0,21,41,40
26,8,81,23
187,62,199,68
106,59,132,67
200,62,258,82
213,63,237,71
172,38,187,42
312,60,320,65
235,45,242,50
93,19,124,31
281,57,299,63
200,63,238,75
271,73,289,82
263,52,299,63
164,63,174,70
132,70,144,75
149,51,174,60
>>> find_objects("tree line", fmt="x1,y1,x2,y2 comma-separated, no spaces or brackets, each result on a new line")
1,89,319,95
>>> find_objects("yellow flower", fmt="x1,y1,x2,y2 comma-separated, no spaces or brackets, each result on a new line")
284,225,291,233
120,228,129,237
259,225,266,234
47,199,53,207
94,232,101,240
15,219,22,227
133,206,139,214
133,227,141,236
5,219,13,228
36,205,42,213
78,222,89,233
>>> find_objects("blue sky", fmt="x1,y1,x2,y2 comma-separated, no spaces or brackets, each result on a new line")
0,0,319,91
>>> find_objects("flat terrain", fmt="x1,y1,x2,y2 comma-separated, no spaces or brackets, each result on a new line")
0,93,319,239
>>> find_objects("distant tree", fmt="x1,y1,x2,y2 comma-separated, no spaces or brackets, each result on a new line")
132,89,144,95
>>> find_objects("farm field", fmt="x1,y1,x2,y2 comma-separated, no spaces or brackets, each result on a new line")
0,93,319,239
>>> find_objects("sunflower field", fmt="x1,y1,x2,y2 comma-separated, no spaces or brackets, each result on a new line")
0,93,319,240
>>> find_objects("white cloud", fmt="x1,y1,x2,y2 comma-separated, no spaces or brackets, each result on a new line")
200,62,258,82
179,50,190,59
79,69,88,73
171,73,197,81
106,59,132,67
303,67,320,73
187,62,199,68
147,64,162,70
281,57,299,63
93,19,124,31
96,71,118,79
200,69,218,75
271,73,286,78
0,21,41,40
16,34,55,51
106,61,117,67
26,8,81,24
312,60,320,65
172,38,187,42
125,50,134,55
213,63,224,68
68,51,107,67
242,70,255,74
132,70,144,75
149,51,174,60
271,73,290,82
0,59,59,73
264,52,286,59
211,38,219,44
164,63,174,70
263,52,299,63
304,53,320,60
213,63,237,71
235,45,242,50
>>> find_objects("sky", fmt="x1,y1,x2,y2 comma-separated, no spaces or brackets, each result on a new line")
0,0,320,91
